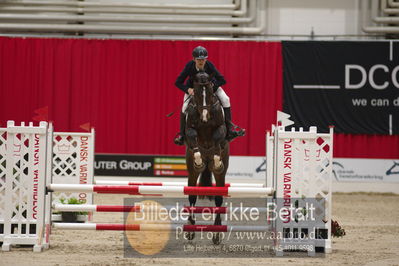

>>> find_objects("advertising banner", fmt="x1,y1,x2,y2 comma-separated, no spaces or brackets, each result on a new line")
94,154,267,180
225,156,266,180
94,154,188,177
333,158,399,183
95,154,399,183
282,41,399,135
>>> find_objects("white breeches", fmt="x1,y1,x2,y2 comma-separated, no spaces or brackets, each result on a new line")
181,87,230,113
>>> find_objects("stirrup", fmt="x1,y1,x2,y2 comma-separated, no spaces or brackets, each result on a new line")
174,133,185,145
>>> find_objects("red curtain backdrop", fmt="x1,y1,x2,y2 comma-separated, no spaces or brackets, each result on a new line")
0,37,397,158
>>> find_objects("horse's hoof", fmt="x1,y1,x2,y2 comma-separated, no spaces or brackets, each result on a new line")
185,232,195,240
212,232,222,245
194,162,206,172
213,163,224,175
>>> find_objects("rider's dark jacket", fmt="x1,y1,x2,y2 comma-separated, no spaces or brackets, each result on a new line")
175,60,226,94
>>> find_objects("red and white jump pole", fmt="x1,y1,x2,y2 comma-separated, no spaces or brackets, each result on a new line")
48,184,274,197
53,223,270,232
53,204,269,214
95,180,265,187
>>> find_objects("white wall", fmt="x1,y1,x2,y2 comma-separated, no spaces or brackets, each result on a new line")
0,0,377,39
266,0,361,39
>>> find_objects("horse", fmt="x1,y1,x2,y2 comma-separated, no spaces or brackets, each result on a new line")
184,71,229,245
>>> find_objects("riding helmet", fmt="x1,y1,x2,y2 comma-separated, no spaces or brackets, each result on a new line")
192,46,208,59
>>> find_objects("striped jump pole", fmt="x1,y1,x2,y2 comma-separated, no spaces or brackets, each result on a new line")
95,180,265,187
48,184,274,197
53,204,269,214
53,223,270,232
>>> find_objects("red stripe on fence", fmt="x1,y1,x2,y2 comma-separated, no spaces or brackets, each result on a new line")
96,205,141,212
181,206,227,214
95,224,140,231
183,186,229,196
91,185,230,196
183,225,228,232
93,185,140,195
126,182,231,187
123,182,231,187
128,182,163,186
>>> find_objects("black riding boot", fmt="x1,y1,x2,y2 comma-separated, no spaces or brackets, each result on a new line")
224,107,245,142
174,112,186,145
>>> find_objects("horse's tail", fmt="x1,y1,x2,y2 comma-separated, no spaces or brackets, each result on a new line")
199,167,213,201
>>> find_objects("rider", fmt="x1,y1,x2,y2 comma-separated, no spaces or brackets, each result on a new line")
174,46,245,145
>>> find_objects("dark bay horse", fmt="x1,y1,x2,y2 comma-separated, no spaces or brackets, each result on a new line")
184,71,229,244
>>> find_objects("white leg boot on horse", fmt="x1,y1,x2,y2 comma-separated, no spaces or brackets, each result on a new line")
212,144,224,175
193,148,206,172
213,155,224,173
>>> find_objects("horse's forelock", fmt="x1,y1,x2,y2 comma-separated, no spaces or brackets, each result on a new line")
195,71,210,84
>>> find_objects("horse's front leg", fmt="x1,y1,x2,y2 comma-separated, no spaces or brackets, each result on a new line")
186,127,205,171
185,153,200,241
212,177,225,245
212,141,228,245
212,125,226,174
188,170,200,227
185,193,198,241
